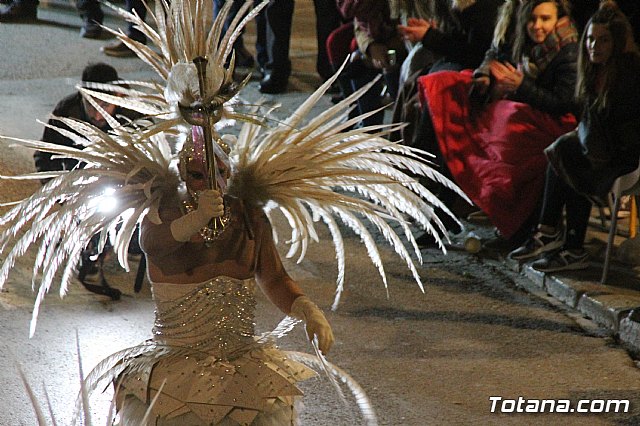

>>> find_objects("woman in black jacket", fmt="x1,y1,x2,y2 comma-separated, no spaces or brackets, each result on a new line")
510,3,640,272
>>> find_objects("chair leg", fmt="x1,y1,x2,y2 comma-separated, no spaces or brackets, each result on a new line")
598,205,608,229
631,195,639,238
601,194,622,284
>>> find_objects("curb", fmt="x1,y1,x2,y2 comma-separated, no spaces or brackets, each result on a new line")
509,259,640,357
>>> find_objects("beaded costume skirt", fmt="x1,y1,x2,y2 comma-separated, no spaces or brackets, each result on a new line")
86,277,316,425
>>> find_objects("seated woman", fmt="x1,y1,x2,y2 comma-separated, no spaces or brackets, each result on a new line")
510,3,640,271
393,0,501,147
413,0,579,243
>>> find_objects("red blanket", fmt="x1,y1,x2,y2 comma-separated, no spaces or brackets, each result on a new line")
418,70,577,238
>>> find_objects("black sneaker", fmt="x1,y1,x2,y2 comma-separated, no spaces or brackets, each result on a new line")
508,229,563,261
531,249,589,272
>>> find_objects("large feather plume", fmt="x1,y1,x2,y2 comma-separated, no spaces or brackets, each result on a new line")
226,66,470,309
91,0,270,128
0,119,177,336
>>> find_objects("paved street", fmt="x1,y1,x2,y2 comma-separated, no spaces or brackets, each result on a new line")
2,2,640,425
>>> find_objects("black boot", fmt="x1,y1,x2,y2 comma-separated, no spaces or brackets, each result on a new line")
259,69,290,94
0,1,37,22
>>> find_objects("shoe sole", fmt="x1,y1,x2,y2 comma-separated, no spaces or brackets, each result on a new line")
102,49,137,58
509,240,563,261
532,260,589,273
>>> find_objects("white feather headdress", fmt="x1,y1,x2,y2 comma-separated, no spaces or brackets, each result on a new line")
85,0,270,128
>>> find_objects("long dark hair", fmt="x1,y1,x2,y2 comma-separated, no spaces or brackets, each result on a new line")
511,0,572,62
576,2,638,110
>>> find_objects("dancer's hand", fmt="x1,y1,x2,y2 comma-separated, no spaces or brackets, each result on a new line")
290,296,335,354
196,189,225,220
170,189,224,242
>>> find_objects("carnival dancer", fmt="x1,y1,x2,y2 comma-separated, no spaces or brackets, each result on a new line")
1,74,462,424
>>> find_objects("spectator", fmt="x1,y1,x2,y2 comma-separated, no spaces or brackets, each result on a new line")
258,0,295,93
336,0,433,128
313,0,344,81
398,0,502,73
392,0,500,151
510,3,640,271
213,0,294,94
214,0,342,85
470,0,523,102
34,63,139,178
0,0,103,38
412,0,580,246
34,63,141,299
213,0,266,69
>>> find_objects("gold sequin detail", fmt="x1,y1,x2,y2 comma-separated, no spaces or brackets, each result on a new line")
153,277,256,358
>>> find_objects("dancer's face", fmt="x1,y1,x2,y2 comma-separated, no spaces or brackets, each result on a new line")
184,156,229,194
585,23,613,64
185,161,208,193
527,2,559,44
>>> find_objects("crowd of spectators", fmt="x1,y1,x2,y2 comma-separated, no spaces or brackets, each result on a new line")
321,0,639,272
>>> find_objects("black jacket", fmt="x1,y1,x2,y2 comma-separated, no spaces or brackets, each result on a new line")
511,42,579,116
421,0,503,71
34,92,141,179
546,52,640,196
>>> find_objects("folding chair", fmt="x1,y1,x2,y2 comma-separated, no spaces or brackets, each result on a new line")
601,161,640,284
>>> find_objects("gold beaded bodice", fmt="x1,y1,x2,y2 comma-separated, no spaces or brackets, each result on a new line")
152,277,256,357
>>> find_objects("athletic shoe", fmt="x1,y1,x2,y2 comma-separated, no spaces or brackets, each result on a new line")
508,228,563,261
531,249,589,272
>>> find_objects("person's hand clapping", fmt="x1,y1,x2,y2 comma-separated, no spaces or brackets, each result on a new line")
490,61,524,95
397,18,433,44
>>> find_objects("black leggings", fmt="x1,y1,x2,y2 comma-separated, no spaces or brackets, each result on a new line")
539,165,592,250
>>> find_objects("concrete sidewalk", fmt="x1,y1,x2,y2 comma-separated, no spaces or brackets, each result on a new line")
466,211,640,358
